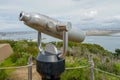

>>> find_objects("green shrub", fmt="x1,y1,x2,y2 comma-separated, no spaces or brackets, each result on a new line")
0,70,8,80
1,40,120,80
61,68,89,80
113,63,120,75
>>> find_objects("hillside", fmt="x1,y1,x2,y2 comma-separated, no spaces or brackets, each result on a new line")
0,40,120,80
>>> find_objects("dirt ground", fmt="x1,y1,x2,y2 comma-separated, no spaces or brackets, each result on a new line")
10,65,42,80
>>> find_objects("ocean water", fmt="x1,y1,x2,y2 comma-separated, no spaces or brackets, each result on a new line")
84,36,120,52
0,32,120,52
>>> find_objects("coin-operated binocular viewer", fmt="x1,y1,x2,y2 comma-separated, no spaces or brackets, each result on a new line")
19,12,85,80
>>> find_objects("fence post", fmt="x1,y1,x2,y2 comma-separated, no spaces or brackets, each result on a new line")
28,56,32,80
89,55,94,80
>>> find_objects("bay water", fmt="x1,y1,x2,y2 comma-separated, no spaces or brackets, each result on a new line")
84,36,120,52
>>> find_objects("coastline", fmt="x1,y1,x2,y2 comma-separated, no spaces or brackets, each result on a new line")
0,30,120,36
85,30,120,36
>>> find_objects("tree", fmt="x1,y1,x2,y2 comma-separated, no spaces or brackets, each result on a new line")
115,49,120,58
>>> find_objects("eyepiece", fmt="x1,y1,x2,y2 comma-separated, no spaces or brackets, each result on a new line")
19,12,30,21
19,12,24,21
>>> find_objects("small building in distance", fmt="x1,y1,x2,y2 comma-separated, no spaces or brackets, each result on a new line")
0,44,13,62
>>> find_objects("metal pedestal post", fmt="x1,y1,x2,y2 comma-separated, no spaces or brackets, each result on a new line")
36,30,68,80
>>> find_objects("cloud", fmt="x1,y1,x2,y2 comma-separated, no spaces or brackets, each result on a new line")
84,10,97,17
102,15,120,24
113,15,120,20
0,0,120,31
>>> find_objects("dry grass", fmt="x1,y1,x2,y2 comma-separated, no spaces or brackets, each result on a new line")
10,65,41,80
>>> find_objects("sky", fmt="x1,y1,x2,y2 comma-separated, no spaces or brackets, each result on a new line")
0,0,120,31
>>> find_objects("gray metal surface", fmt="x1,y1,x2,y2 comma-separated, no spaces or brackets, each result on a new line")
37,51,59,62
19,12,85,43
38,32,43,52
59,31,68,58
45,43,58,55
